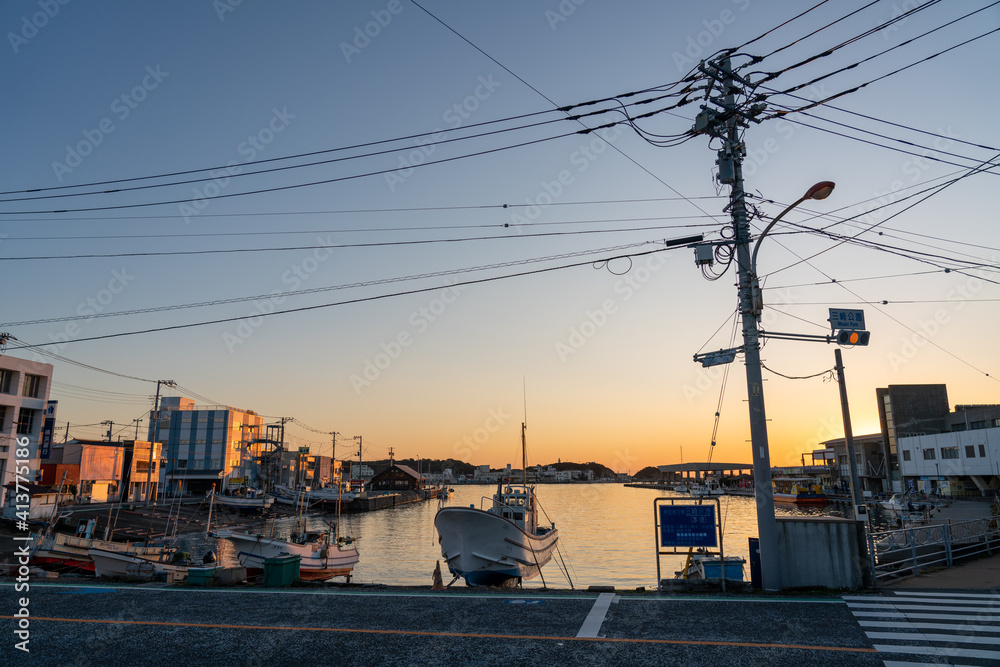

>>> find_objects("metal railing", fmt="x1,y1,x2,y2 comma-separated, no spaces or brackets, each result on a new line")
867,516,1000,584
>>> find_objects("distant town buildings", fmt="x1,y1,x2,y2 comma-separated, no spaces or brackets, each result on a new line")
817,384,1000,497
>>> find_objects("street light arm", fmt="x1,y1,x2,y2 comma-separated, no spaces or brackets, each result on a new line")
750,195,807,277
749,181,834,277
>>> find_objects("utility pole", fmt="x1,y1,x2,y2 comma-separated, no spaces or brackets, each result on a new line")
145,380,175,507
388,446,394,466
132,418,143,440
102,420,114,442
696,56,781,590
834,348,875,586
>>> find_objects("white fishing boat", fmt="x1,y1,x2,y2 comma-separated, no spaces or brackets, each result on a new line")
32,532,171,574
688,478,724,497
87,547,190,580
213,528,359,581
214,490,274,513
434,422,559,587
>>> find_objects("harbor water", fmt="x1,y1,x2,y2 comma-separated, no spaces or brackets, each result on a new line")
194,484,849,588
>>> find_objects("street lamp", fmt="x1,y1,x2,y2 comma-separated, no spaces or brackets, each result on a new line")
734,180,834,591
750,181,835,276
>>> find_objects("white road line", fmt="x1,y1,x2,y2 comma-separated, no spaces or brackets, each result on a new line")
576,592,616,638
860,619,1000,632
885,596,1000,606
886,592,1000,600
861,611,1000,622
865,630,1000,645
872,644,1000,660
851,610,908,618
848,602,1000,613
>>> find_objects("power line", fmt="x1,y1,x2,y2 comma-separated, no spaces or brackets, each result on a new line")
408,0,726,225
0,214,720,243
2,240,658,327
0,80,690,199
762,26,1000,121
0,110,687,216
5,244,694,349
1,92,689,205
0,222,714,261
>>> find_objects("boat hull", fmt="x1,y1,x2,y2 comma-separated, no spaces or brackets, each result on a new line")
87,548,188,579
213,530,359,581
773,492,829,505
434,506,558,586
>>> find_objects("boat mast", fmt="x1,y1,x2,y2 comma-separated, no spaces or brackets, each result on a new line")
521,422,527,486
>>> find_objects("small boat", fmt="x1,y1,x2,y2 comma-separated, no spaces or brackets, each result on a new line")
434,422,559,587
214,490,274,513
689,478,724,497
213,528,359,581
87,547,190,580
31,532,172,574
772,477,828,505
676,551,746,581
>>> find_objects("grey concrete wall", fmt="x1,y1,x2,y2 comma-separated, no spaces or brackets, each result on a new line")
776,516,864,590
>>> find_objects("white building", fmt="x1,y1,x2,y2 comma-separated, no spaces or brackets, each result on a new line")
0,355,54,507
898,427,1000,496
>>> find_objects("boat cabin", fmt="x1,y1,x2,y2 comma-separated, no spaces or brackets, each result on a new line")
494,485,536,533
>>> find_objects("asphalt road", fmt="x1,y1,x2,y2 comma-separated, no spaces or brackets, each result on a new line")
2,584,886,666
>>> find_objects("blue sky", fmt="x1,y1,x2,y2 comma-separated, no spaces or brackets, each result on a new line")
2,0,998,470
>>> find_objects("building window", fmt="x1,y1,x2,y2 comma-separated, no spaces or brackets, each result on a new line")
966,445,976,458
16,408,39,434
839,455,847,465
902,450,911,461
0,404,8,433
193,459,204,470
980,444,987,457
0,370,14,394
971,420,990,430
941,447,959,460
176,459,188,469
922,448,936,460
22,374,43,398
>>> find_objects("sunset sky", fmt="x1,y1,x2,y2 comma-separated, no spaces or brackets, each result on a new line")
2,0,998,472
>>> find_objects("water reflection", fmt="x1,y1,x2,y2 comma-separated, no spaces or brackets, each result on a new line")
175,485,857,588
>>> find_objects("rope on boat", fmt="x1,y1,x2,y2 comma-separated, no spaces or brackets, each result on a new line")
554,544,574,590
526,536,547,590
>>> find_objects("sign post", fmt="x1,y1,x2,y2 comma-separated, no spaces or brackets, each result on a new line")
654,497,727,592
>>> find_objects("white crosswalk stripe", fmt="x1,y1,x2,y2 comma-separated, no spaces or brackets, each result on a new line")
845,592,1000,666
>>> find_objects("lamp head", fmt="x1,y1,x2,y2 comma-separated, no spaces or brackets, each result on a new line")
805,181,835,201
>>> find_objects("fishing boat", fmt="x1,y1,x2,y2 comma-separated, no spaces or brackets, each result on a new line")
214,472,358,581
213,489,274,513
87,546,190,580
212,527,359,581
31,532,172,574
688,478,724,497
772,477,829,505
434,422,559,587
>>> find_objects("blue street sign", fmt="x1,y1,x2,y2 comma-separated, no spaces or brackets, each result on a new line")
658,504,717,548
828,308,865,332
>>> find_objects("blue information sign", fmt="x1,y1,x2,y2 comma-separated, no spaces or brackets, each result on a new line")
828,308,866,331
658,504,717,548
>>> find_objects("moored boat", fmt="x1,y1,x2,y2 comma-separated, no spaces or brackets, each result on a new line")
213,528,359,581
32,532,172,574
434,422,559,587
772,477,828,505
214,491,274,513
87,546,190,580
